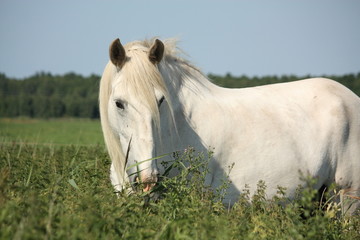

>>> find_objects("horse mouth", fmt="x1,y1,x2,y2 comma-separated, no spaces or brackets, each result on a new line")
137,173,158,192
143,182,156,192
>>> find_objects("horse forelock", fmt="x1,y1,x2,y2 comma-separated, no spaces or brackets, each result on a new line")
119,44,164,125
124,38,196,70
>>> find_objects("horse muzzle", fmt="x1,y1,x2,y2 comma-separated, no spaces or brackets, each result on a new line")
136,172,158,192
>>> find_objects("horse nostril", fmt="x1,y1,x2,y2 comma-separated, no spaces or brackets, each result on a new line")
132,176,140,191
133,176,140,186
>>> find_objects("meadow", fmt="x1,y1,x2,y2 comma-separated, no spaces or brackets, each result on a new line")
0,118,104,146
0,118,359,239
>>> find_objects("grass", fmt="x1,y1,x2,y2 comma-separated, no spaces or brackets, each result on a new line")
0,118,104,146
0,118,359,239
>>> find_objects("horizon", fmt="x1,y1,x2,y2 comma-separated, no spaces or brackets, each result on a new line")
2,70,360,81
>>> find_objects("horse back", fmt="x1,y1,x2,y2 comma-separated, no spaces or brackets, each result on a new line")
215,78,360,195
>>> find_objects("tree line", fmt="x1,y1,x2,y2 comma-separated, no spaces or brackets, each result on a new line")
0,72,100,118
1,72,360,119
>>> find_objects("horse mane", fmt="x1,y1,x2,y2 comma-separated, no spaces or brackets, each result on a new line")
99,61,127,188
130,38,202,75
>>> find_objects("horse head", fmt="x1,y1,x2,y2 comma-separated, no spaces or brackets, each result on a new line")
106,38,168,192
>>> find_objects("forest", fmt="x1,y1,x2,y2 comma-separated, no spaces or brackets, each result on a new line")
0,72,100,118
1,72,360,118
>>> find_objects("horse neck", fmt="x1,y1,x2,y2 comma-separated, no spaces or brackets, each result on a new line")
159,61,222,153
163,60,220,106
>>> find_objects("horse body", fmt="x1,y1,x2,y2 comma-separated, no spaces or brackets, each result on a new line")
100,38,360,214
159,62,360,207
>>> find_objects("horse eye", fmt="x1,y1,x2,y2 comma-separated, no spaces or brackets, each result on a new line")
158,96,165,107
115,100,125,110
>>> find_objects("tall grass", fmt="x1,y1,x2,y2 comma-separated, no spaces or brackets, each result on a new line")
1,143,359,239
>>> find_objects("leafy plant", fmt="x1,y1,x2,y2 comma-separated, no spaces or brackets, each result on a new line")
1,143,359,239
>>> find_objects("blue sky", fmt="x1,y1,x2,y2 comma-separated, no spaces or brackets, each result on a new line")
0,0,359,79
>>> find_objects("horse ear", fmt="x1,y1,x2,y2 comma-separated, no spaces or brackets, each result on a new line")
109,38,126,68
149,39,164,64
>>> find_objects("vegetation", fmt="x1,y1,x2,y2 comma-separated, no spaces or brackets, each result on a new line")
0,118,103,146
0,72,100,118
1,72,359,118
1,142,359,239
0,121,359,239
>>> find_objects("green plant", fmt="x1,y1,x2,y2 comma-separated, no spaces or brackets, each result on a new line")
1,143,359,239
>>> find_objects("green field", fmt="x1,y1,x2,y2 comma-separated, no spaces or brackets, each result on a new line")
0,118,103,146
0,118,359,239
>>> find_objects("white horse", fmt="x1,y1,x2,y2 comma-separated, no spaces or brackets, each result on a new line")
99,38,360,214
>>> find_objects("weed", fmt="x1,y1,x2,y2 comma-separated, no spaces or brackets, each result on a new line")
0,143,359,239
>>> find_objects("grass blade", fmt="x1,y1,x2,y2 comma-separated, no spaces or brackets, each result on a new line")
68,179,79,190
